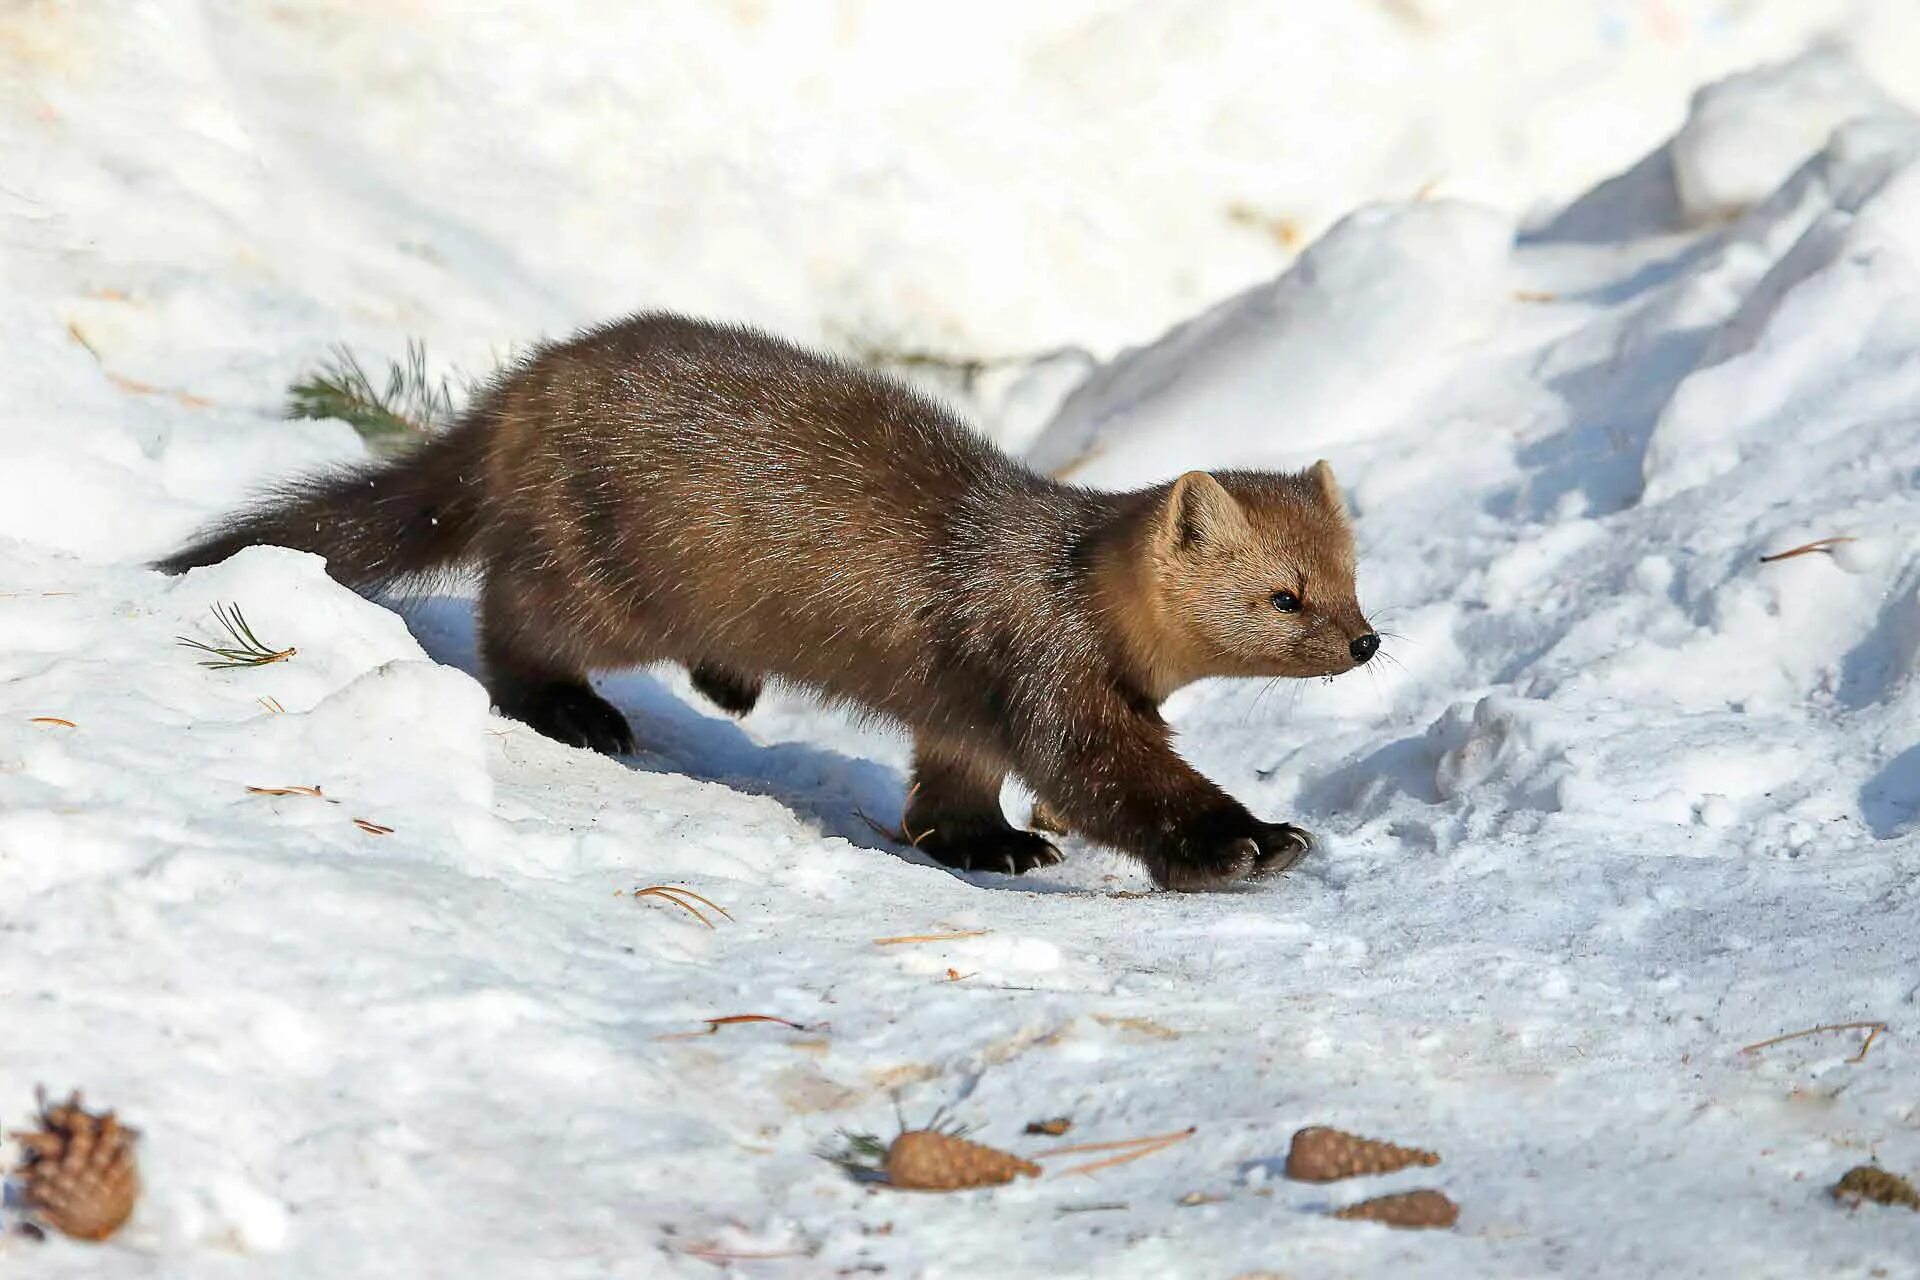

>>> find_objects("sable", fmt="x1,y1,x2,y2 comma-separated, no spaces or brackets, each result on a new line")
159,313,1377,889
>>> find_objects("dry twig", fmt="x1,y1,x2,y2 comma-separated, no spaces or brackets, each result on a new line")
1038,1126,1197,1177
679,1245,815,1263
873,930,991,946
1740,1021,1887,1063
1758,536,1857,564
658,1014,812,1040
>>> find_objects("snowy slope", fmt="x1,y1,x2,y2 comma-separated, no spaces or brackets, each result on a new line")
9,0,1920,376
4,15,1920,1280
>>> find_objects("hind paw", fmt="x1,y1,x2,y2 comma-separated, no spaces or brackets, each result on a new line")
500,681,636,756
690,662,763,716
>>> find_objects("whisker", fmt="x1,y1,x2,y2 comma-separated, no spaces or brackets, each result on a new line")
1247,675,1283,720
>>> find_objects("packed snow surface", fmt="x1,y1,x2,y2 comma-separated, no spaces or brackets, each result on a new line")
4,12,1920,1280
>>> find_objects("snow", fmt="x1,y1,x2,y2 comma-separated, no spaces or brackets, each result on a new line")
1671,47,1904,225
1025,199,1515,484
6,8,1920,1280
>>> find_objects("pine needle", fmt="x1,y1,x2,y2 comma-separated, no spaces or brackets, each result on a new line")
1758,536,1857,564
177,603,296,669
1740,1021,1887,1063
873,930,990,945
1034,1126,1197,1160
657,1014,812,1040
1044,1127,1196,1178
631,885,734,928
287,339,454,448
823,1130,890,1167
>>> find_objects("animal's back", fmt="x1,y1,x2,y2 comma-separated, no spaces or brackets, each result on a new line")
481,315,1023,696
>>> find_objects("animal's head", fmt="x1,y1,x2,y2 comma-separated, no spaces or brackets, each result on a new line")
1141,462,1376,683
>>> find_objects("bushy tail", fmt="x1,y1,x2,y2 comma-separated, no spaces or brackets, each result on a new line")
154,419,490,593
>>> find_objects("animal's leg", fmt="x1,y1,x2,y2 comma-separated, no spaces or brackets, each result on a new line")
690,662,763,716
1014,690,1311,891
903,736,1063,876
478,563,638,756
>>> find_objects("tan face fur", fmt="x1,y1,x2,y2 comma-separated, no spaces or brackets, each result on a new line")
1114,462,1374,696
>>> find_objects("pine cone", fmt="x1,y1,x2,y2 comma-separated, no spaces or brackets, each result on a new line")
1832,1165,1919,1211
1331,1189,1460,1229
11,1090,140,1242
1285,1126,1440,1182
884,1129,1040,1191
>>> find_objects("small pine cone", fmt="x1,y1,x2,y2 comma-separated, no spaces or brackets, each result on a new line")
1332,1189,1460,1229
884,1129,1041,1191
1832,1165,1920,1211
1285,1126,1440,1182
11,1090,140,1242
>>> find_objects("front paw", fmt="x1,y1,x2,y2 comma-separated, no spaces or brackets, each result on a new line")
1150,814,1314,891
1154,836,1257,892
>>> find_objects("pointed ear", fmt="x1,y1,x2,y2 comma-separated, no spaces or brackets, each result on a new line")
1309,459,1348,517
1158,471,1250,553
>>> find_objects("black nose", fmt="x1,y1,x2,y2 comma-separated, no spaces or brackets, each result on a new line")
1349,633,1380,663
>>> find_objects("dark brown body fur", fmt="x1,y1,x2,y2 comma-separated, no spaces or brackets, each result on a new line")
159,314,1376,890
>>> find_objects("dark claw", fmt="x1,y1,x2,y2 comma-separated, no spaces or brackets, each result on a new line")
1249,822,1314,878
916,825,1063,877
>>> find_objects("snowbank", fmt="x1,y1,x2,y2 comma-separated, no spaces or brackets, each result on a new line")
1671,47,1903,224
4,20,1920,1280
8,0,1920,378
1025,200,1513,484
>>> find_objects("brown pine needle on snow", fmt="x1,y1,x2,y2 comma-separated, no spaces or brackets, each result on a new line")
1740,1020,1887,1063
631,885,733,928
658,1014,812,1040
246,784,326,798
352,818,394,836
1037,1126,1197,1177
678,1245,814,1263
29,717,76,728
1758,536,1857,564
873,930,991,946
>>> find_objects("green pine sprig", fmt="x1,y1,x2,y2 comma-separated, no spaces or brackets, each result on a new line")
177,602,296,669
286,339,455,448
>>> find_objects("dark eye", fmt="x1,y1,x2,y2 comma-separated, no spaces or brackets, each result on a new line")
1270,590,1301,613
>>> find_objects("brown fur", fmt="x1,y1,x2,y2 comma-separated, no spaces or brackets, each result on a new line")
158,313,1376,890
